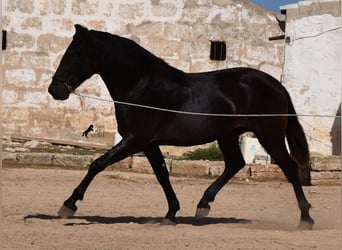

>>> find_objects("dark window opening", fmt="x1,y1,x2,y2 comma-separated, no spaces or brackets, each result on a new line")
2,30,7,50
210,41,226,61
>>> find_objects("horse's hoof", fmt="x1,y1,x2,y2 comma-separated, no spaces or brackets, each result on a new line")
161,218,176,226
58,204,76,218
298,220,314,230
195,208,210,218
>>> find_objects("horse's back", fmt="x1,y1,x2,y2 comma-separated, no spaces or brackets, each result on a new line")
190,67,289,114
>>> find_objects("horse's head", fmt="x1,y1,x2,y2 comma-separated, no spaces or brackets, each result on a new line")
48,24,96,100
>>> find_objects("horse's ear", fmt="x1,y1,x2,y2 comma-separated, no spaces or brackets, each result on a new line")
74,24,94,48
74,24,89,37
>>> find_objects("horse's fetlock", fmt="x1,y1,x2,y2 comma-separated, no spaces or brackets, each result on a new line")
204,188,216,202
174,201,180,212
72,188,84,201
298,200,311,211
64,200,78,212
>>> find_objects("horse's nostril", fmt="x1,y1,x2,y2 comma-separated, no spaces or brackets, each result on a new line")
48,85,54,95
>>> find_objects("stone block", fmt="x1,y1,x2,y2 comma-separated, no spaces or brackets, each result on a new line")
152,2,178,18
131,156,154,174
102,2,113,17
6,69,36,87
181,6,211,23
243,44,277,65
118,3,144,21
86,21,107,31
23,92,49,105
4,107,30,122
2,90,19,105
20,17,43,30
213,0,234,7
52,154,93,168
2,16,11,27
184,0,197,8
311,171,341,180
127,22,164,37
147,38,180,58
9,32,35,49
72,0,99,15
163,23,192,41
170,160,210,177
250,171,286,181
15,152,54,166
5,0,35,14
44,19,74,33
312,162,341,171
48,95,82,110
206,162,225,176
38,34,70,53
40,0,66,15
20,52,51,69
250,164,280,173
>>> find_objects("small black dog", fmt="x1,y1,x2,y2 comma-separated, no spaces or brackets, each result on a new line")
82,124,94,138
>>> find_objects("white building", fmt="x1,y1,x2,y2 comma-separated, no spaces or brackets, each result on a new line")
280,0,341,155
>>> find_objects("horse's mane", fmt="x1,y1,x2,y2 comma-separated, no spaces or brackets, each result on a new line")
91,30,185,77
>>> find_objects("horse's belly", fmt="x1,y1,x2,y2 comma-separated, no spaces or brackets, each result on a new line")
158,116,234,146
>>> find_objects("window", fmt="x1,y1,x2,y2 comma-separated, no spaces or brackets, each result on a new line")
2,30,7,50
210,41,226,61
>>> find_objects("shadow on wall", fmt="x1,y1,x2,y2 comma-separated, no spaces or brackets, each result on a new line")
330,104,341,155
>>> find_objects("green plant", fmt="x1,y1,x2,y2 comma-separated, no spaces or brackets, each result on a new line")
181,143,223,161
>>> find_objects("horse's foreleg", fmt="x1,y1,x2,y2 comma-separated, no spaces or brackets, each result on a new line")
144,144,180,225
196,136,245,218
58,139,138,218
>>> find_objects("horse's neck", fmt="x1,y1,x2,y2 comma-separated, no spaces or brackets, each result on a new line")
96,35,186,101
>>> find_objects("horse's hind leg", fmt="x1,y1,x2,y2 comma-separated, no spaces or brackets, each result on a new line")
256,131,314,229
196,135,245,218
144,144,180,225
58,139,138,218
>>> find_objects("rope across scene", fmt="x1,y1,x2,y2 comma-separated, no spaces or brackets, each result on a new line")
72,91,341,119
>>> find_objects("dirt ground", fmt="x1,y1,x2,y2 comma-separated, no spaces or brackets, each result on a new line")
2,167,341,250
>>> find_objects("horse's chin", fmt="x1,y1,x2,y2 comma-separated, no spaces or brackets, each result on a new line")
50,92,70,101
48,82,71,100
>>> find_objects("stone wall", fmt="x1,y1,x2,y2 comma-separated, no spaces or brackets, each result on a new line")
2,0,284,149
281,0,341,155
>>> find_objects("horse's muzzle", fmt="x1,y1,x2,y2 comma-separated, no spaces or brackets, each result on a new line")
48,81,70,100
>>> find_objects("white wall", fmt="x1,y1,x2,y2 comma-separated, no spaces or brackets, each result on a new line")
282,0,341,155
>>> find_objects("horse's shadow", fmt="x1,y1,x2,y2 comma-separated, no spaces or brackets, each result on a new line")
23,214,252,226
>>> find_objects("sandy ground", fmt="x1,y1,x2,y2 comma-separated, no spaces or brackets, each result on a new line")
2,167,341,249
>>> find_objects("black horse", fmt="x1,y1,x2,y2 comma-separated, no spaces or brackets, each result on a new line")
48,24,314,229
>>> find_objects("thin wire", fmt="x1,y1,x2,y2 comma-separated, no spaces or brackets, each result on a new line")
299,118,331,137
289,26,342,45
73,91,341,119
306,134,333,149
74,91,338,149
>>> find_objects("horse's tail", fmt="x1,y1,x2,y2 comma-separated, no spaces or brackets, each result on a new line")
286,94,312,186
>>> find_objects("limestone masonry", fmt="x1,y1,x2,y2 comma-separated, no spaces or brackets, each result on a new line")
0,0,294,152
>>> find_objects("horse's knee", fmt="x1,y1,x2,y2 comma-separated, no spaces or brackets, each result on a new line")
88,159,106,174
